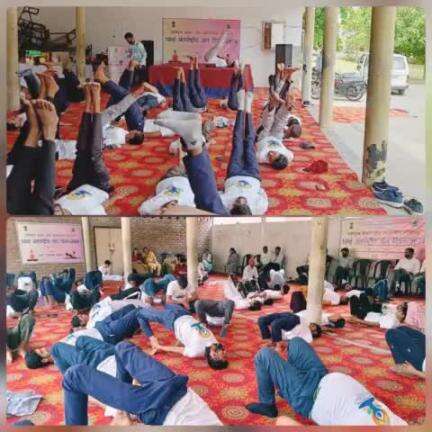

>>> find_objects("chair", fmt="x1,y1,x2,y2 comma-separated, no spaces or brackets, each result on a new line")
367,260,392,288
6,273,16,289
349,259,372,290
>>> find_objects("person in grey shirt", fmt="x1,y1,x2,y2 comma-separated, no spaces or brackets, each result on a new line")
334,248,354,289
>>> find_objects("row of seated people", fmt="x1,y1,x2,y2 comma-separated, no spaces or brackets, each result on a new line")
7,56,302,216
295,246,425,297
7,267,424,425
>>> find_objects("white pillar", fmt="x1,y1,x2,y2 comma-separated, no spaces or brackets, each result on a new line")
75,7,86,82
121,218,132,278
319,7,338,128
7,7,20,111
306,217,328,324
302,7,315,106
362,7,397,185
186,218,198,288
81,217,94,272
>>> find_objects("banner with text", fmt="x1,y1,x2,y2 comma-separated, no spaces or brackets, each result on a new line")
340,217,425,260
162,18,241,63
16,222,84,264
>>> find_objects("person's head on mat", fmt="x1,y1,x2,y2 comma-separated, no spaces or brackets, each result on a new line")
25,348,53,369
284,119,302,139
396,302,408,323
267,150,289,170
124,32,136,45
404,247,415,259
125,130,145,145
309,323,322,339
205,342,228,370
230,197,252,215
71,313,89,329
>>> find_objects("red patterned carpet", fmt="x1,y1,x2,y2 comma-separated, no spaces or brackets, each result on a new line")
6,276,424,426
7,88,386,216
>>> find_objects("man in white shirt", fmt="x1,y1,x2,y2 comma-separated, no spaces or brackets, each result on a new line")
393,248,421,294
136,304,228,369
257,311,322,352
246,337,406,425
261,246,271,266
166,275,197,310
255,89,295,171
268,269,286,290
242,258,259,282
272,247,285,269
98,260,112,276
57,339,221,425
349,301,408,330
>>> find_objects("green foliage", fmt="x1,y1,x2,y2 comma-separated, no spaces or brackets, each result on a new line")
394,7,425,64
312,6,425,64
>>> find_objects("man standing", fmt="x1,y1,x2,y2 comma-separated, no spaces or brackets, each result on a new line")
124,32,147,84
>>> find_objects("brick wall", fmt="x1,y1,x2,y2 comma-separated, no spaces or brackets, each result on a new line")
7,217,213,280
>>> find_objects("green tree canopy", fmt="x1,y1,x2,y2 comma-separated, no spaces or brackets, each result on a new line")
313,6,425,64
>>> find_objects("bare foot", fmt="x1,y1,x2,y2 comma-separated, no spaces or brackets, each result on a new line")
33,99,59,141
36,73,47,99
6,350,13,365
23,99,41,147
89,82,101,113
94,63,108,84
45,74,60,99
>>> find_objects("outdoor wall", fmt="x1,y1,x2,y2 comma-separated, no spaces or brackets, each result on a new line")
6,217,87,280
210,218,342,277
30,6,303,87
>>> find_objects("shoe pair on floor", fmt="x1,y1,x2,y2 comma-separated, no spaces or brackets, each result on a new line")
372,181,423,215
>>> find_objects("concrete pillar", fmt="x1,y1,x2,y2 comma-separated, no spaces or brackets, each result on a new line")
186,218,199,288
75,7,86,82
362,7,397,185
121,218,132,278
426,8,432,206
319,7,338,128
306,217,328,324
7,7,20,111
302,7,315,106
81,217,94,272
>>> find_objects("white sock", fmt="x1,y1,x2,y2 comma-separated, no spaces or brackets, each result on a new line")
237,89,245,111
157,110,200,121
154,118,203,151
245,91,254,113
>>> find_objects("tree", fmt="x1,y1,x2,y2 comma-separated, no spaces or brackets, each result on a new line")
394,7,425,64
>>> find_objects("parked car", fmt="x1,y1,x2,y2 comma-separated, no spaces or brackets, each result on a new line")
357,53,409,95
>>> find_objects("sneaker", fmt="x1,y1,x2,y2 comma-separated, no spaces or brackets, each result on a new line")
373,188,403,208
372,181,399,193
403,198,423,215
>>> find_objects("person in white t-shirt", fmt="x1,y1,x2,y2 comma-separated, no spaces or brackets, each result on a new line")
138,166,196,215
166,275,197,310
255,89,295,170
136,304,228,369
268,269,286,290
99,260,112,276
56,339,222,426
257,311,322,352
349,301,408,330
242,262,259,283
246,337,407,425
393,248,421,293
70,297,145,330
272,247,285,268
197,260,209,285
